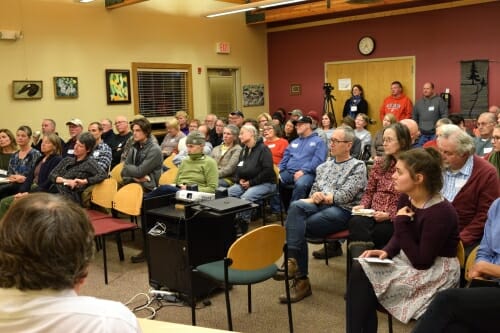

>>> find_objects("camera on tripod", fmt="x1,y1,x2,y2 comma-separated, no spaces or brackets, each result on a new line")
323,82,334,95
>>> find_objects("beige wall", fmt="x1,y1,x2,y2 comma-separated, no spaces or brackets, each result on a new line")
0,0,268,140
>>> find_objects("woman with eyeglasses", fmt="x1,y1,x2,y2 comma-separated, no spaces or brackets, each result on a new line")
484,124,500,177
348,123,412,258
211,124,242,187
371,113,397,158
263,122,289,165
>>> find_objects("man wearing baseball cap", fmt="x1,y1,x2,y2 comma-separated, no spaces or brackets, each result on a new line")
279,116,327,209
63,118,84,157
288,109,303,121
229,110,245,128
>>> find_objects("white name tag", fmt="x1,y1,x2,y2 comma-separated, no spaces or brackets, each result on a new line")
291,143,299,148
484,147,493,154
350,106,357,111
268,144,276,148
67,149,74,155
93,151,100,157
170,139,176,142
0,170,7,176
428,106,435,111
238,161,244,166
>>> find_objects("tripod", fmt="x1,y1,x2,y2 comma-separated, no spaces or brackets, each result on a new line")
323,83,337,128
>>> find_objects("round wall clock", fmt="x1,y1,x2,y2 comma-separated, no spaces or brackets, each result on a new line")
358,36,375,56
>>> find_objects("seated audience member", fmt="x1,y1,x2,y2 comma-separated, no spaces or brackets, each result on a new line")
474,112,496,157
87,122,112,172
144,131,218,199
119,115,159,165
448,113,474,136
205,113,220,148
288,109,303,122
400,118,420,147
306,110,329,148
320,112,335,140
0,129,17,173
175,110,190,135
176,118,202,154
332,123,411,260
272,109,285,130
211,118,226,148
279,116,327,209
0,126,41,200
341,117,362,158
121,118,163,193
354,113,372,152
228,110,245,128
0,133,62,219
263,122,288,165
412,198,500,333
257,112,272,135
274,126,367,303
484,124,500,177
0,193,141,333
422,117,452,148
437,124,499,254
211,124,241,187
109,115,132,168
243,118,259,132
49,132,107,205
33,118,64,152
347,148,460,332
283,119,298,143
100,118,115,146
173,124,212,166
160,118,185,158
228,125,275,234
372,113,397,158
63,118,84,157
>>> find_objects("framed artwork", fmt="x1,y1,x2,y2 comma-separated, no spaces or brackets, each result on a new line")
53,76,78,98
105,69,131,104
242,84,264,107
290,83,301,96
12,80,43,99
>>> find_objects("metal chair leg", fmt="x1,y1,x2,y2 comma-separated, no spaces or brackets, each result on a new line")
102,236,108,284
247,284,252,313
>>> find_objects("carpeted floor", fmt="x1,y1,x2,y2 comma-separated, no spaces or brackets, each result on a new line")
80,219,416,333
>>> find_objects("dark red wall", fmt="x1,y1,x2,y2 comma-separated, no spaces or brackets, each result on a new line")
267,2,500,116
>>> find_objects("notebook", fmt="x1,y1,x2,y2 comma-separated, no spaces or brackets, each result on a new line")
198,197,252,212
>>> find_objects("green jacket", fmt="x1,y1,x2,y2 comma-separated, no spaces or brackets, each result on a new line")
176,153,218,193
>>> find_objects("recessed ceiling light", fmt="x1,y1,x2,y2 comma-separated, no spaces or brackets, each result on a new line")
79,0,95,3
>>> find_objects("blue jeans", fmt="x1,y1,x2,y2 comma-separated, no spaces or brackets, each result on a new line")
286,200,351,277
417,133,435,147
143,184,178,199
228,182,276,222
279,170,315,202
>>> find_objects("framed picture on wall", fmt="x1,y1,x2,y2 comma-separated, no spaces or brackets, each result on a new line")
53,76,78,98
12,80,43,99
105,69,131,104
290,83,301,96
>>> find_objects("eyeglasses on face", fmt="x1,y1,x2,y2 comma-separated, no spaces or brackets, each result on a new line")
382,137,396,143
330,139,349,145
492,136,500,141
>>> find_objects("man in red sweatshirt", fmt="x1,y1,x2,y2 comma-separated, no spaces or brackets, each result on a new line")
379,81,413,121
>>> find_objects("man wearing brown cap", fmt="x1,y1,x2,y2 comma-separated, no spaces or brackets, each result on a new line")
279,116,328,209
288,109,303,122
63,118,84,157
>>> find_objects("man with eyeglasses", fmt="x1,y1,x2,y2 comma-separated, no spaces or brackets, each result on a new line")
474,112,496,156
100,118,115,146
274,126,367,303
109,115,132,168
437,124,499,256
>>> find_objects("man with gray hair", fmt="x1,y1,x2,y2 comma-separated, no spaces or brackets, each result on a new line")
274,126,367,303
474,112,496,156
437,124,499,254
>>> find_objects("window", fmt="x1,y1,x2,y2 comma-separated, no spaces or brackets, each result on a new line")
132,63,193,122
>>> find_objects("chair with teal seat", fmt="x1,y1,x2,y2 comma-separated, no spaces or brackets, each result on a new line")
193,224,294,332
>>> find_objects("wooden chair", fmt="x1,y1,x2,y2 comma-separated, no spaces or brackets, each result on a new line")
109,162,124,185
163,153,177,169
92,183,143,284
86,178,118,221
464,245,479,283
193,225,293,332
158,168,178,185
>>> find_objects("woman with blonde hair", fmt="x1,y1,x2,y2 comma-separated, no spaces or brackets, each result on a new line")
160,118,185,158
257,112,272,133
372,113,397,157
211,124,241,187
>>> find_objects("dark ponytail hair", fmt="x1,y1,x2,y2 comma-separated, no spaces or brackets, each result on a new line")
396,147,443,195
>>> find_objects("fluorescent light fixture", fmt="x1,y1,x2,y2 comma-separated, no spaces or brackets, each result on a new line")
206,7,257,18
79,0,95,3
205,0,307,18
258,0,307,9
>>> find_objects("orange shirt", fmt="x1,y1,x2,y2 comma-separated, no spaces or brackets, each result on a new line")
379,93,413,121
264,137,289,165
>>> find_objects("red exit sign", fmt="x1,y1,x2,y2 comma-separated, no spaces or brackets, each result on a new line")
216,42,231,54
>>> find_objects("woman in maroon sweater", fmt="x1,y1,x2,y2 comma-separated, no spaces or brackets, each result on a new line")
347,148,460,333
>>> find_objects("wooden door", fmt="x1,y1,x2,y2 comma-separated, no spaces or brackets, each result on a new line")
326,57,415,134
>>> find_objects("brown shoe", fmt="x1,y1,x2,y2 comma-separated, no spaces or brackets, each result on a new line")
273,258,298,281
312,241,343,259
279,277,312,303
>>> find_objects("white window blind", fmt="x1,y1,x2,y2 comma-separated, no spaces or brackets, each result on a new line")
132,63,192,120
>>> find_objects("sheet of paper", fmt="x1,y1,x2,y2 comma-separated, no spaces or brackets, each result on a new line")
353,257,394,264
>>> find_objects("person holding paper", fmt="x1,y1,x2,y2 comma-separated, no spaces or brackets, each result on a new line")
347,148,460,332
